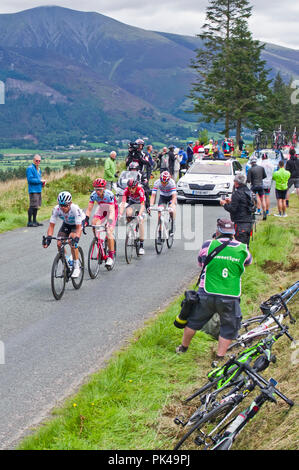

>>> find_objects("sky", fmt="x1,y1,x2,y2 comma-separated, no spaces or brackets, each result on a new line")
0,0,298,50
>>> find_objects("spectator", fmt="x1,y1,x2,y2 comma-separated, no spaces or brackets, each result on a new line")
173,148,181,181
246,156,267,220
286,148,299,206
159,147,169,174
238,136,244,152
104,151,117,191
193,140,200,157
168,145,176,178
144,144,154,181
186,141,194,167
260,152,274,215
222,138,230,155
26,154,45,227
176,218,252,362
178,147,188,178
272,160,291,217
220,173,254,247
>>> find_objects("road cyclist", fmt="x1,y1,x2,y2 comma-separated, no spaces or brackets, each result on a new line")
42,191,85,278
119,175,147,255
150,170,177,237
85,178,118,268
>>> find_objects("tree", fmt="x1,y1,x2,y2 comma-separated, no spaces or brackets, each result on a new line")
190,0,271,141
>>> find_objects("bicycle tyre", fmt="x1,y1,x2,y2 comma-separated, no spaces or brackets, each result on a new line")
88,238,100,279
51,253,66,300
227,314,282,351
155,222,164,255
125,227,134,264
174,400,236,450
71,246,85,290
166,218,174,249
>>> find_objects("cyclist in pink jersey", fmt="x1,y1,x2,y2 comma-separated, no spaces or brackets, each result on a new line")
85,178,118,267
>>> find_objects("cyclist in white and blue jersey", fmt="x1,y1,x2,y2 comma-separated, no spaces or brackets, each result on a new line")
43,191,85,278
150,171,177,231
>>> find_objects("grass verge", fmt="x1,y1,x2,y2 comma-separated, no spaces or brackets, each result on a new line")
18,195,299,450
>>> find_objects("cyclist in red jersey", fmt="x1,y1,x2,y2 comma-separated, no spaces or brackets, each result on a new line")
119,176,146,254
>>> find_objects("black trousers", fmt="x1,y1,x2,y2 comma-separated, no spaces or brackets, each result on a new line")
234,222,252,247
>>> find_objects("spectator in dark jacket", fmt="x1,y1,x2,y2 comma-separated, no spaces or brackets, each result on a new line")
286,148,299,205
168,145,176,177
186,141,194,166
220,173,254,247
247,157,267,220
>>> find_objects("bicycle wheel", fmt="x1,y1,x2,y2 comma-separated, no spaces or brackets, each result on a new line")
166,218,174,249
228,314,282,351
155,222,164,254
71,246,85,290
173,400,237,450
51,253,66,300
125,227,134,264
88,238,100,279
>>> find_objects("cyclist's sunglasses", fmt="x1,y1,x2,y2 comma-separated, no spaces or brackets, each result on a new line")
59,203,71,208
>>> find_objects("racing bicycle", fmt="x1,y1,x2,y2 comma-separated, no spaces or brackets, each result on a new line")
228,281,298,350
150,206,174,255
43,236,84,300
87,224,117,278
124,215,142,264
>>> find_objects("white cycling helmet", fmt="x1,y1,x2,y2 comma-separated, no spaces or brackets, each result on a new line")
57,191,72,206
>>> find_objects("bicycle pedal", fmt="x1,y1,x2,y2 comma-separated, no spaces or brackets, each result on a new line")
174,416,185,427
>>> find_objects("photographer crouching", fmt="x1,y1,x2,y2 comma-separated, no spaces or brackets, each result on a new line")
175,218,252,365
220,173,254,248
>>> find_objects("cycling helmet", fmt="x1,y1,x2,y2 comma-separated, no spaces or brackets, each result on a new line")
135,138,144,146
93,178,106,189
57,191,72,206
127,177,138,188
160,171,171,183
128,162,139,171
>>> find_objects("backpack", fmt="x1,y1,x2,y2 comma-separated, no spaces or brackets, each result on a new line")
160,153,169,169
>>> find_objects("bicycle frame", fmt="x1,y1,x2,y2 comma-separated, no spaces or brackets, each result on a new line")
91,225,109,262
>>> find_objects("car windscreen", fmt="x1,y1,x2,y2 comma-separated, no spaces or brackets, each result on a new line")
188,162,232,175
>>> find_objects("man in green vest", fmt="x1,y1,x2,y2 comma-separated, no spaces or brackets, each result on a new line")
272,160,291,217
176,218,252,364
104,151,118,191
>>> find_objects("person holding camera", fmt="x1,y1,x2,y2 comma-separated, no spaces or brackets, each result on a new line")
175,218,252,364
126,139,148,172
220,173,254,247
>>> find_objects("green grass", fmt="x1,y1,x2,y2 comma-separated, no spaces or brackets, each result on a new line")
18,196,299,450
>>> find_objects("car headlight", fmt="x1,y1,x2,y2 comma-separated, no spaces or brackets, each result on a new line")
177,181,189,189
215,183,230,189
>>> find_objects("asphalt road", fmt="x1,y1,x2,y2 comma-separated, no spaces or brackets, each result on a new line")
0,200,229,449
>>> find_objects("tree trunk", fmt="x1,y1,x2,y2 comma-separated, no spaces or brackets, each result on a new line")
236,118,242,149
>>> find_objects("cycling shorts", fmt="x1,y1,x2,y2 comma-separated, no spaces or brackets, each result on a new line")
58,222,77,237
94,205,118,228
263,187,271,195
251,186,265,197
288,178,299,189
158,194,173,206
275,189,288,200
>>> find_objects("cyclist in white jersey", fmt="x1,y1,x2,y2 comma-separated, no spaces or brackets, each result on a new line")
150,171,177,232
43,191,85,278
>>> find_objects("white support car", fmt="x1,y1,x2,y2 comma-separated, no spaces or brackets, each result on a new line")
177,158,244,203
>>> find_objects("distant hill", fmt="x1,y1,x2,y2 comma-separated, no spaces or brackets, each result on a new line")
0,6,298,147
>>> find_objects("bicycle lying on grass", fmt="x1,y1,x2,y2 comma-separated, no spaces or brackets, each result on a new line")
42,236,84,300
228,281,298,350
174,358,293,450
150,206,174,255
86,224,117,279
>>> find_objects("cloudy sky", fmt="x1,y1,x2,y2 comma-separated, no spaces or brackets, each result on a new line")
0,0,298,49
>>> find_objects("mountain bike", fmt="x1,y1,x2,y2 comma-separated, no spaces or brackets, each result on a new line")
125,215,141,264
43,236,84,300
87,224,117,278
174,359,293,450
228,281,298,350
150,206,174,254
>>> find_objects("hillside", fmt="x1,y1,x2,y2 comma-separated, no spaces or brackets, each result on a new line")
0,6,298,146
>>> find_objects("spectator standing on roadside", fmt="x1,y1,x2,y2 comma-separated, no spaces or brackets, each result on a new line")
159,147,169,174
286,148,299,206
193,141,200,158
272,160,291,218
239,136,244,152
178,147,188,178
173,148,181,181
168,145,176,178
260,152,274,215
104,151,118,191
220,173,254,247
26,154,45,227
186,141,194,167
246,156,267,220
176,218,252,363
